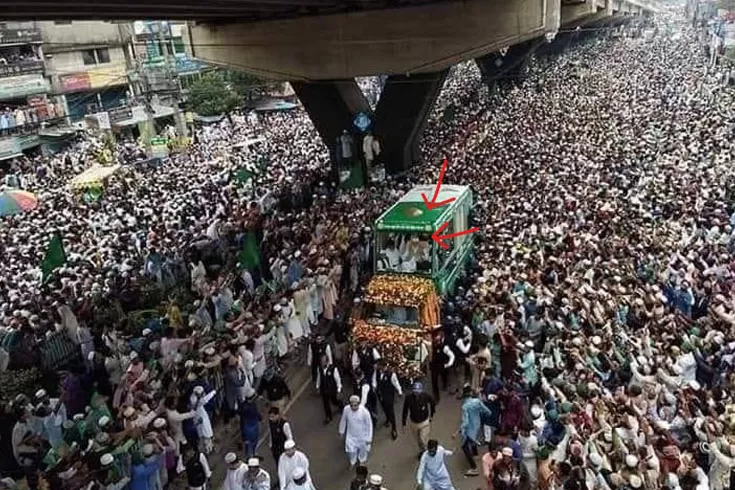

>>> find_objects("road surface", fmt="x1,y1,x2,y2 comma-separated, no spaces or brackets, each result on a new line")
201,363,485,490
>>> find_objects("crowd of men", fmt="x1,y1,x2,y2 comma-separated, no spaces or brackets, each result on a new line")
1,6,735,490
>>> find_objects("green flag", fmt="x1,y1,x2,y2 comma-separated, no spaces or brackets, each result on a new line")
41,233,67,282
238,231,260,271
234,167,254,187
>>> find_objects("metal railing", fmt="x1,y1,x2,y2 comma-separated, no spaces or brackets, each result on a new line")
0,59,44,78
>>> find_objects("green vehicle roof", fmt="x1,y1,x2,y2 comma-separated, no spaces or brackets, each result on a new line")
375,185,470,232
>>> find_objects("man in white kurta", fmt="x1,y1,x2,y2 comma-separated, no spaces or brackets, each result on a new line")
223,453,248,490
339,395,374,467
417,440,455,490
278,440,312,490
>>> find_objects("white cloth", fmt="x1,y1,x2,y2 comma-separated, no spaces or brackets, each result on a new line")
224,462,248,490
278,451,311,490
417,446,455,490
284,482,316,490
338,405,373,457
191,390,217,439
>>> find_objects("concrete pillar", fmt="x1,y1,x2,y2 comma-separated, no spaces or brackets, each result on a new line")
475,38,545,88
372,70,448,175
291,79,370,172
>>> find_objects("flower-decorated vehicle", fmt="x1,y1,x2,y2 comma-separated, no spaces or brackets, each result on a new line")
351,185,473,379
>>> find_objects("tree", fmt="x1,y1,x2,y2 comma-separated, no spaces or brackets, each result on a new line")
188,71,242,116
222,70,280,101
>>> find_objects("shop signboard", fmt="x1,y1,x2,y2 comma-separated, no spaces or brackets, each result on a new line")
88,65,128,89
108,106,133,123
0,74,49,101
60,73,91,92
0,60,45,79
0,28,42,45
96,112,112,130
0,137,23,160
27,94,49,120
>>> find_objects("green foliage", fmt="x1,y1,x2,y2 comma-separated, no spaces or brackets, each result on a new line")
189,71,242,116
222,70,279,101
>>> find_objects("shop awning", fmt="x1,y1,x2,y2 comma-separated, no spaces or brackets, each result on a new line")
70,165,120,187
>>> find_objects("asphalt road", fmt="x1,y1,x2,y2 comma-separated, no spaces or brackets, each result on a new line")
198,363,487,490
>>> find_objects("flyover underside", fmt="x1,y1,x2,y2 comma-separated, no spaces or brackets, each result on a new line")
290,80,370,176
373,71,448,174
293,71,447,176
475,38,546,88
187,0,561,80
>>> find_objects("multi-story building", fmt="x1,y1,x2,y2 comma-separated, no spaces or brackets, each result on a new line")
40,21,132,122
0,22,69,162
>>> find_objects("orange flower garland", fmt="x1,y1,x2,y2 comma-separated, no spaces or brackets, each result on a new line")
365,275,435,309
352,321,424,379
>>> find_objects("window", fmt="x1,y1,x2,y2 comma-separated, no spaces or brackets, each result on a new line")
374,231,432,275
81,48,110,66
81,49,96,65
96,48,110,63
364,302,419,326
173,38,186,54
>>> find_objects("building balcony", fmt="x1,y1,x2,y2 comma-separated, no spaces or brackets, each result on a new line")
0,27,42,46
0,59,44,79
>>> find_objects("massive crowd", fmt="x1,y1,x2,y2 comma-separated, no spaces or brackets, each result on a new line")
1,7,735,490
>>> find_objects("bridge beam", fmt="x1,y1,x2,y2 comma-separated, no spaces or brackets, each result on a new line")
291,79,370,180
475,38,546,89
293,70,447,178
373,70,449,174
186,0,560,80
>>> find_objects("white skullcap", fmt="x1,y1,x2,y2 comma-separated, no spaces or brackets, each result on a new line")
100,453,114,466
292,467,306,479
530,405,543,419
588,453,603,467
193,386,205,395
247,457,260,467
35,389,47,399
153,418,167,429
123,406,135,418
204,347,215,356
224,452,237,463
501,447,513,457
349,395,360,404
591,336,601,346
184,360,195,368
369,474,383,485
625,454,639,468
142,328,152,336
629,474,643,488
284,439,296,450
98,416,111,427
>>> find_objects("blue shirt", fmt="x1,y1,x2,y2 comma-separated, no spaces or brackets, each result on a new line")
460,397,492,443
130,457,161,490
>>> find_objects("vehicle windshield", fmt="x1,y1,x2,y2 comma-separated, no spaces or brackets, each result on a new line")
374,231,432,275
363,302,419,326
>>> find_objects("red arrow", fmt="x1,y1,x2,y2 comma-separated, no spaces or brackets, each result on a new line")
432,222,480,250
422,157,456,211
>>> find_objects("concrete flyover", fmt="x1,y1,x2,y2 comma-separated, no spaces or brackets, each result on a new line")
187,0,562,80
182,0,652,174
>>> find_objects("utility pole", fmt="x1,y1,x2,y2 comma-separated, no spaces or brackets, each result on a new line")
156,21,188,140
